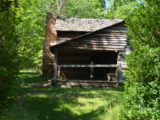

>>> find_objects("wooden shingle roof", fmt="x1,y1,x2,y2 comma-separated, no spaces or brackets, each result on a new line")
55,18,124,32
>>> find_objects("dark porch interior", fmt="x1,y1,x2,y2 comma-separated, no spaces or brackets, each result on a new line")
57,48,118,81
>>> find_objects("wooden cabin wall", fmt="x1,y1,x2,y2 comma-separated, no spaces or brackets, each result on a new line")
57,31,88,41
60,23,129,51
56,23,130,82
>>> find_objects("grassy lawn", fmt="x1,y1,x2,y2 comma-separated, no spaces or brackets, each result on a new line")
2,70,124,120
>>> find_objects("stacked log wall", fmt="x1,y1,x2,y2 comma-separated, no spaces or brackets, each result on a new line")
57,31,88,41
61,23,129,51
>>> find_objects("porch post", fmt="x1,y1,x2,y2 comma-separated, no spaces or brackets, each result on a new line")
116,51,121,86
52,51,58,85
117,51,126,86
116,67,120,86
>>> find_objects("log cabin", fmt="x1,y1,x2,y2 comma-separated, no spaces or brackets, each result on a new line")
43,13,131,87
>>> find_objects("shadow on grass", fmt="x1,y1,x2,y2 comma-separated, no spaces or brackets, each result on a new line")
5,71,123,120
23,97,76,120
19,91,121,120
17,84,123,120
17,72,48,84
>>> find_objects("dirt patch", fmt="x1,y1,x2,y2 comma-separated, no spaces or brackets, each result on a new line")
56,93,85,98
27,81,51,87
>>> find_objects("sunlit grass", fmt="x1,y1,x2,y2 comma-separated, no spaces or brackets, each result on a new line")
2,70,124,120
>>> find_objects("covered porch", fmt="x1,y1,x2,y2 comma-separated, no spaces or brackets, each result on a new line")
52,48,121,87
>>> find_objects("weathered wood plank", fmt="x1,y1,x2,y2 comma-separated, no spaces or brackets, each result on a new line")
92,36,128,39
57,64,118,67
110,27,128,30
67,45,126,48
97,31,127,35
90,41,127,43
54,80,119,87
95,34,127,37
104,29,127,32
62,47,124,51
68,43,127,46
57,80,117,82
80,38,128,41
84,41,128,44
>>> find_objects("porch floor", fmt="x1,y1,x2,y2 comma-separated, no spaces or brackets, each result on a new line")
52,80,120,88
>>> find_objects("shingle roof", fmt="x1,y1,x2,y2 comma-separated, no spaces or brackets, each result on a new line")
55,18,124,32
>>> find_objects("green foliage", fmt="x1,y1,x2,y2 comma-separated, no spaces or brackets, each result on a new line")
127,1,160,48
121,47,160,120
108,0,137,10
61,0,105,18
104,0,140,18
17,0,47,69
120,0,160,119
17,0,105,70
0,0,19,108
126,47,160,83
17,0,58,69
105,1,139,18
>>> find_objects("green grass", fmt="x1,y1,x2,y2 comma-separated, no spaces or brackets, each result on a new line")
2,70,124,120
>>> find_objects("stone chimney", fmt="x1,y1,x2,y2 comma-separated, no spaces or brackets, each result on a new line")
42,13,57,77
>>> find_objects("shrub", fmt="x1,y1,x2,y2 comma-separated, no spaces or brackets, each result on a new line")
120,0,160,119
120,47,160,120
0,0,19,109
